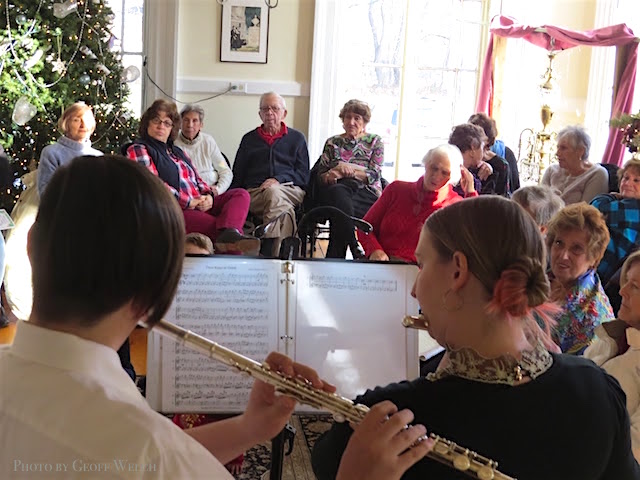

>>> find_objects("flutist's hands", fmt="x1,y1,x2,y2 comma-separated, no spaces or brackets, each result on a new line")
336,401,434,480
242,351,337,443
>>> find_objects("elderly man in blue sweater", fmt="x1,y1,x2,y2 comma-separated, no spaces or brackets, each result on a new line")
231,92,310,257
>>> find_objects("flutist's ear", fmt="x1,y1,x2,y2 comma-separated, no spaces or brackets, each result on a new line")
451,251,469,291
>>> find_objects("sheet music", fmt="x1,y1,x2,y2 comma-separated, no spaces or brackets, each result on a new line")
146,257,420,415
293,262,420,403
158,258,279,412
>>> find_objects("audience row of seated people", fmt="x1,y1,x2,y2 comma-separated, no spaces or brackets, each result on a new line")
30,97,634,276
35,95,624,269
34,96,528,264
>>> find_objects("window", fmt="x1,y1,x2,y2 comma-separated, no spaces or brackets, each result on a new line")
309,0,488,182
106,0,145,117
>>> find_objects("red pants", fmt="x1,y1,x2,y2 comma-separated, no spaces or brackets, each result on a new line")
183,188,250,242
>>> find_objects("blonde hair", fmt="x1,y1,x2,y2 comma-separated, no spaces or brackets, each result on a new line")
545,203,610,267
617,158,640,187
185,232,214,255
58,102,96,136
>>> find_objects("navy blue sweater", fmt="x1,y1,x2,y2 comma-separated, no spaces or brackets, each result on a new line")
231,127,310,189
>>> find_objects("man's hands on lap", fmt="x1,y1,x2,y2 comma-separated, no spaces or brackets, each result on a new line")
260,178,280,190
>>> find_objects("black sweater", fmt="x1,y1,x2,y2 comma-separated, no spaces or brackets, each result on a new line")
312,353,640,480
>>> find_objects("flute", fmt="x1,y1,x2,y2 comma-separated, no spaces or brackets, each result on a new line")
144,318,516,480
402,314,430,331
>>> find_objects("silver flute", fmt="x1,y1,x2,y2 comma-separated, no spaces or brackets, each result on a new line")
144,318,515,480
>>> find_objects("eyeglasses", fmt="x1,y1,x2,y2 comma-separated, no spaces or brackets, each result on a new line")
151,117,174,128
552,239,586,257
260,106,282,113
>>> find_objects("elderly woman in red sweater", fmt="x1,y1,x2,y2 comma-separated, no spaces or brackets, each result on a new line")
359,144,477,262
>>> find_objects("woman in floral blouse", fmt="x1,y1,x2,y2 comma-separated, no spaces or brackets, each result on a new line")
546,203,614,354
310,99,384,258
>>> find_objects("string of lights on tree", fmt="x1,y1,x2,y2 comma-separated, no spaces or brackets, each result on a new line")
612,112,640,156
0,0,139,211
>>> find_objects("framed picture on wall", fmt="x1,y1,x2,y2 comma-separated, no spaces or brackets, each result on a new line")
220,0,269,63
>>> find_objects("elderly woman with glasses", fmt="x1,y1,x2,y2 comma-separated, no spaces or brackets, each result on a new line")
591,158,640,290
546,203,614,354
542,125,609,204
124,99,258,255
309,99,384,258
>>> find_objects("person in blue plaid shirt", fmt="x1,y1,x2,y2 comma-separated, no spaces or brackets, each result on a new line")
591,158,640,286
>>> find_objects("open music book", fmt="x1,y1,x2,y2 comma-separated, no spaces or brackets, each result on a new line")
146,256,424,413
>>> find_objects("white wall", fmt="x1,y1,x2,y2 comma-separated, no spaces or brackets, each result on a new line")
176,0,315,162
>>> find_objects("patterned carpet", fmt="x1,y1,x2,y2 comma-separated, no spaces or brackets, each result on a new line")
235,413,333,480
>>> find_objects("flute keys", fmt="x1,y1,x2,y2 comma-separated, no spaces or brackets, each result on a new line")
477,466,495,480
452,454,471,471
333,413,346,423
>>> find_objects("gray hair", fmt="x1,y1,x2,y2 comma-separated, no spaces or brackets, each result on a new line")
260,91,286,111
422,144,463,186
557,125,591,161
512,185,565,227
180,104,205,122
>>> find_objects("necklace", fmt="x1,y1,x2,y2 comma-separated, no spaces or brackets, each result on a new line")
427,341,553,386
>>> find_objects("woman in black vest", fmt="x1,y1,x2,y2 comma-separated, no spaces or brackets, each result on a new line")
124,100,258,255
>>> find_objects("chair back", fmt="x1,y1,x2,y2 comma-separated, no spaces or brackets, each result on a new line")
600,163,620,193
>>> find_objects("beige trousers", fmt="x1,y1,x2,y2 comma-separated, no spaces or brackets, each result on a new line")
247,184,305,255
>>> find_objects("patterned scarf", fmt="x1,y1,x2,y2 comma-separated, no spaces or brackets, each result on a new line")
550,269,614,355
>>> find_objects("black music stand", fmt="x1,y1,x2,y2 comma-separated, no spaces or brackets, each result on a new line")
268,423,296,479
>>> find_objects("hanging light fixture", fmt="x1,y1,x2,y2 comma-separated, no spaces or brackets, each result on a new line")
518,47,560,185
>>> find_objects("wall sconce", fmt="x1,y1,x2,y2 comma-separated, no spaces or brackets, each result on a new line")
518,49,560,184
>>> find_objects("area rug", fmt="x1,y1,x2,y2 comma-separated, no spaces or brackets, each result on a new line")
235,413,333,480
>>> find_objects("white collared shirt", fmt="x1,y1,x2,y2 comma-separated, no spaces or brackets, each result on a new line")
0,321,232,479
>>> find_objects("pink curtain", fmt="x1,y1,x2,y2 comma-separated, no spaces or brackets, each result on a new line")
476,15,638,166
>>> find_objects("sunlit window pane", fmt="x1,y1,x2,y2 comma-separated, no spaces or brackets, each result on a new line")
460,23,482,70
455,71,478,123
123,0,144,53
329,0,485,181
340,0,406,66
109,0,124,45
104,0,144,117
462,0,483,23
122,54,143,118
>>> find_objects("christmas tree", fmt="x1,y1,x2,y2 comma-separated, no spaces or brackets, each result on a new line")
0,0,139,211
